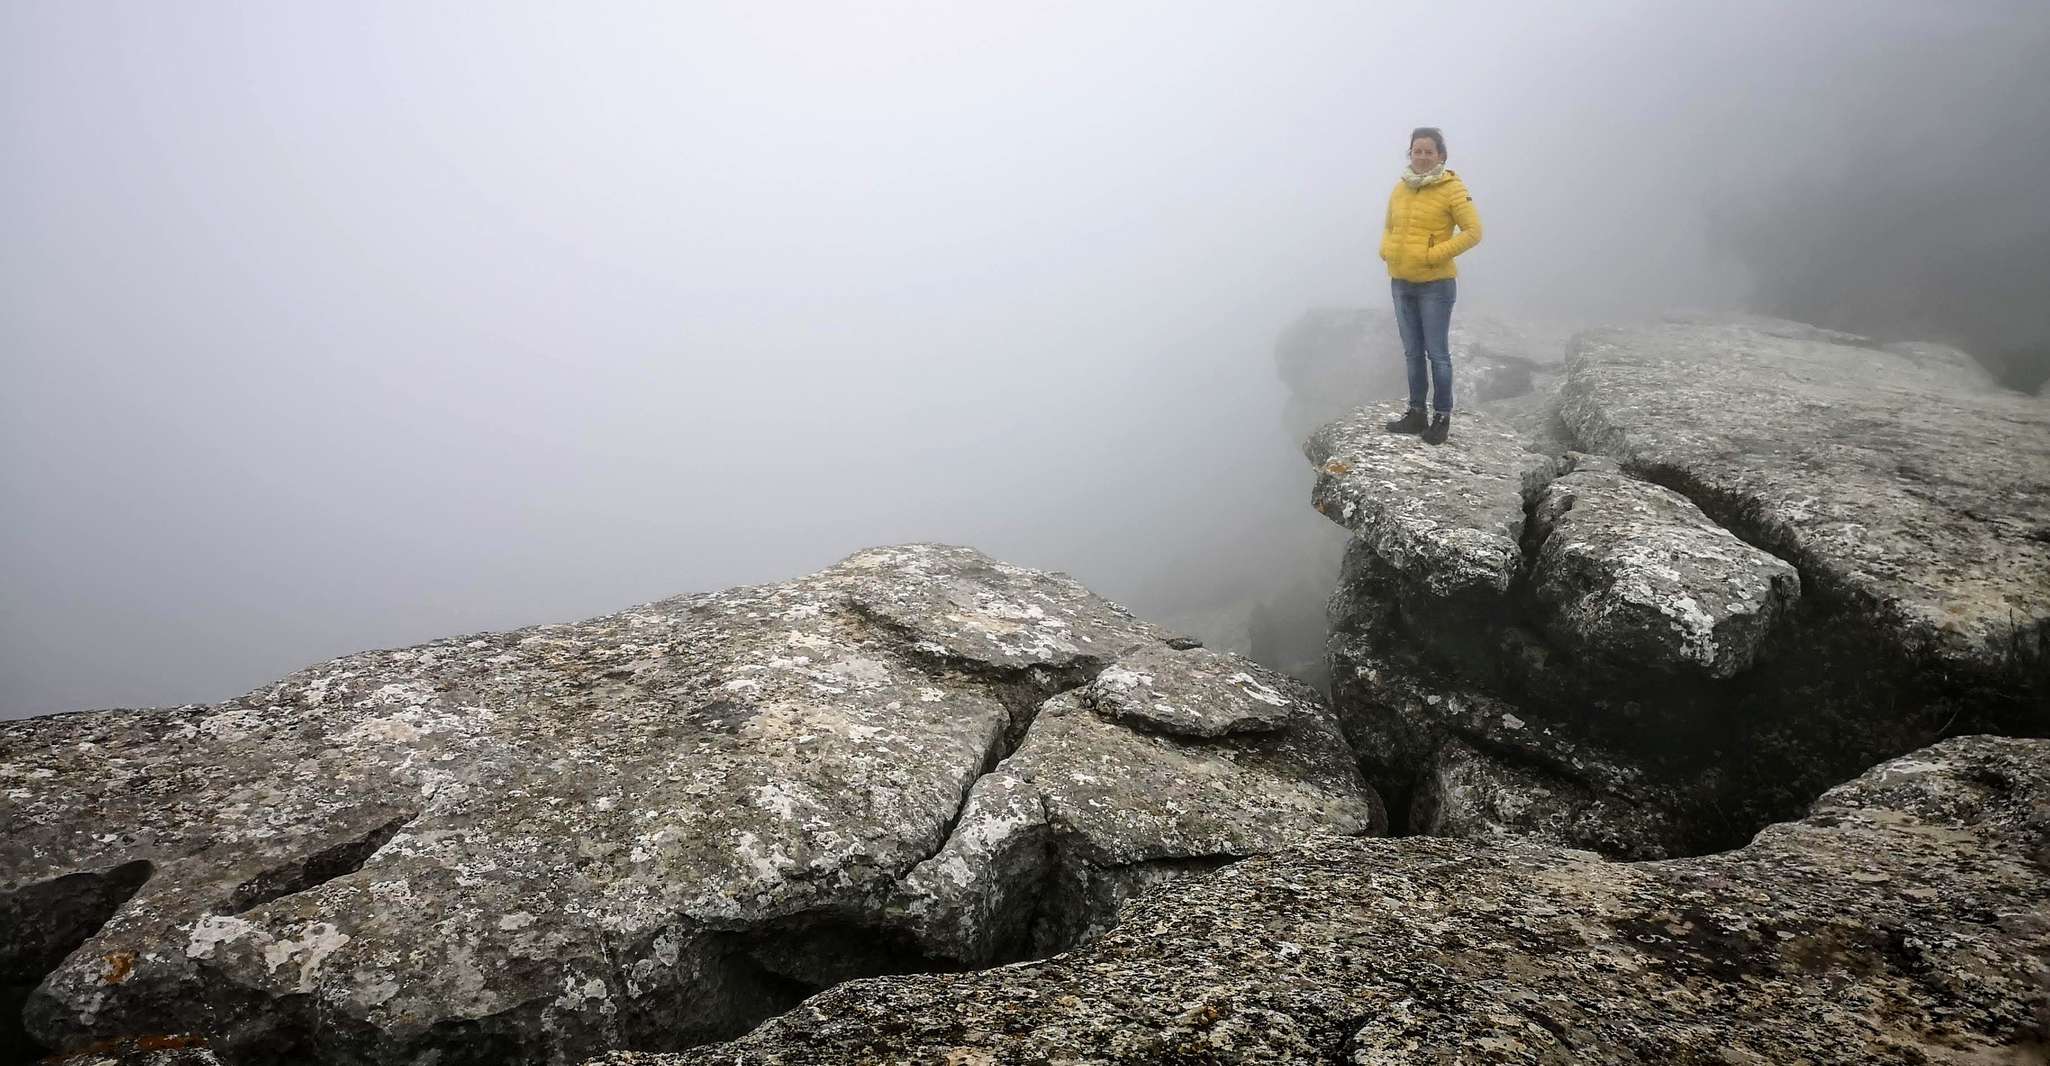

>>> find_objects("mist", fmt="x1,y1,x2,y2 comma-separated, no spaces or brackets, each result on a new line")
5,1,2046,718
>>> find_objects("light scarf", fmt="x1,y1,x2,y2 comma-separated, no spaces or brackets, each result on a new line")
1402,163,1448,189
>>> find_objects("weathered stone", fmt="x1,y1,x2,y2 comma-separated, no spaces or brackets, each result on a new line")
1084,643,1299,737
1317,316,2048,860
1324,568,1674,856
1411,737,1679,860
1306,404,1560,604
1563,318,2050,675
596,735,2050,1066
45,1036,221,1066
898,685,1382,964
0,544,1380,1065
1529,468,1802,678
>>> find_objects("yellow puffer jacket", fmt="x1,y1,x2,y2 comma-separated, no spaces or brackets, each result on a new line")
1380,170,1483,282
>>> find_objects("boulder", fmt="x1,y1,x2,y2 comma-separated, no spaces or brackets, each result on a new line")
1,545,1380,1065
1315,316,2049,859
1324,556,1676,857
1305,404,1559,605
1563,318,2050,675
1084,643,1299,738
1410,737,1679,861
899,683,1380,964
1529,467,1802,678
602,736,2050,1065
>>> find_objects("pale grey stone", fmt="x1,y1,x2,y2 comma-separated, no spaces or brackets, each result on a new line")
1084,643,1301,738
1305,405,1560,604
1563,318,2050,674
1529,469,1802,678
1,544,1379,1064
601,737,2050,1066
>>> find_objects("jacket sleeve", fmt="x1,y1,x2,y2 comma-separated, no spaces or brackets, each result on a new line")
1378,185,1398,262
1428,184,1483,264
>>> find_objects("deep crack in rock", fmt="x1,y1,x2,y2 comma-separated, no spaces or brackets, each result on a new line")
223,814,415,916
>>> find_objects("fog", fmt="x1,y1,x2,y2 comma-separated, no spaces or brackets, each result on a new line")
5,1,2046,718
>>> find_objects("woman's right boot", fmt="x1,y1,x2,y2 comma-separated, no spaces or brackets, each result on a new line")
1384,406,1428,434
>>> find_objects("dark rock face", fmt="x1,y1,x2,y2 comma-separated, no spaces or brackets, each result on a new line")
1313,316,2050,859
594,736,2050,1066
44,1035,221,1066
0,545,1380,1065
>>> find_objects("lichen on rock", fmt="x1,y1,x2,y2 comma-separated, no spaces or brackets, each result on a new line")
593,736,2050,1065
0,544,1380,1064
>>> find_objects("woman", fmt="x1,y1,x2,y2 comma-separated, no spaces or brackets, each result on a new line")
1380,126,1482,445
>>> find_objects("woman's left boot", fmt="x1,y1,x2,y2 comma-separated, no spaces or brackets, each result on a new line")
1423,412,1450,445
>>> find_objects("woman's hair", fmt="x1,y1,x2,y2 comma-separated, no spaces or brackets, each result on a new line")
1409,127,1447,159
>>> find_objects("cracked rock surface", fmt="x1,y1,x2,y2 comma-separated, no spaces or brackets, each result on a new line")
1314,314,2049,858
1084,643,1300,738
1306,404,1560,603
1563,318,2050,672
596,735,2050,1066
1,544,1379,1065
1529,467,1802,678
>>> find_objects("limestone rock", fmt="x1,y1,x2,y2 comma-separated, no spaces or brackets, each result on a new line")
44,1037,221,1066
1324,565,1675,857
1305,404,1560,603
1084,643,1300,738
0,544,1380,1065
600,735,2050,1066
1529,468,1802,678
1563,318,2050,674
1411,737,1679,860
898,685,1382,964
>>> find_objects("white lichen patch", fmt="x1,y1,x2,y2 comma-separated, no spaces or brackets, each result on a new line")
260,922,352,994
186,915,259,960
1228,673,1290,707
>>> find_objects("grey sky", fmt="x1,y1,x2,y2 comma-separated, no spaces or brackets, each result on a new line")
6,1,2046,717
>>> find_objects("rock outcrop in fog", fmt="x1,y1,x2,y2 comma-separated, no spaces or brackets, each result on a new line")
1,546,1379,1064
1313,314,2050,858
6,313,2046,1066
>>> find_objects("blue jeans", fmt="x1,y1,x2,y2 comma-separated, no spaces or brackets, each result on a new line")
1391,278,1456,414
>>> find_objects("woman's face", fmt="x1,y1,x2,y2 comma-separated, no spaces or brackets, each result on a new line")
1409,138,1443,173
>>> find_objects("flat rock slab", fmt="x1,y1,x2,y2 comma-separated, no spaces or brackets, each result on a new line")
897,687,1382,963
1084,643,1299,737
1530,468,1802,678
1563,319,2050,671
0,544,1379,1065
603,735,2050,1065
1306,405,1560,602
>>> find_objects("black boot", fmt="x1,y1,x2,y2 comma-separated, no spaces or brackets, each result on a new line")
1422,412,1451,445
1384,406,1427,434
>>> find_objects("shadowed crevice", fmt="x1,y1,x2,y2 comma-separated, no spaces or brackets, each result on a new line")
1,859,155,1062
222,812,415,916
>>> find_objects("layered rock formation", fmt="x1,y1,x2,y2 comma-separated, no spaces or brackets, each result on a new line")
1,545,1381,1065
597,735,2050,1065
1311,314,2050,858
1154,308,1577,696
